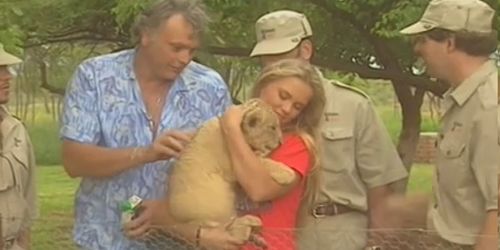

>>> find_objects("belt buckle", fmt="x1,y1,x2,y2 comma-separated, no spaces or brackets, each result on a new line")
312,203,329,218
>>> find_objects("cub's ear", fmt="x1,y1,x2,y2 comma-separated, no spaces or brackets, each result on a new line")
247,115,259,128
242,110,261,129
242,98,263,111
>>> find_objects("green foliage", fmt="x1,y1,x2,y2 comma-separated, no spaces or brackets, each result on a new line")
0,26,24,55
23,106,62,165
0,1,27,53
112,0,152,33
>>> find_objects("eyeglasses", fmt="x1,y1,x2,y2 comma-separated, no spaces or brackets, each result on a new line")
7,65,19,77
0,65,19,79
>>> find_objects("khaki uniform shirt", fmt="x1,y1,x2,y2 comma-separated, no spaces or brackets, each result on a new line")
298,71,408,250
430,61,498,245
0,106,37,244
314,72,408,211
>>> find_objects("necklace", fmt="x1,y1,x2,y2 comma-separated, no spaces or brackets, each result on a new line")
146,96,164,134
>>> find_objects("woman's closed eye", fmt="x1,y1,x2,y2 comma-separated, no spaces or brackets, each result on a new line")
293,103,304,111
279,90,291,100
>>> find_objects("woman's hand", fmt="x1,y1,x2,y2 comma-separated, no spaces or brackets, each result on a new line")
198,224,245,250
220,105,245,135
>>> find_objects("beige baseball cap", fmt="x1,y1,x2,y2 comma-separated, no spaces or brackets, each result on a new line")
250,10,312,57
400,0,495,35
0,44,22,66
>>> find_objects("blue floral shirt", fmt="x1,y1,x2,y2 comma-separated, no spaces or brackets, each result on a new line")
60,49,232,249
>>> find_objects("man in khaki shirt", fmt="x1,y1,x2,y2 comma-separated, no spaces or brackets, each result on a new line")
401,0,498,249
0,45,37,250
250,10,408,250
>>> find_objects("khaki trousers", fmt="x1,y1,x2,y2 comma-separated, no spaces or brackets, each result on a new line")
298,211,368,250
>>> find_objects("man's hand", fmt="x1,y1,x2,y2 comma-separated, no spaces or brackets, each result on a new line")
473,210,498,250
146,130,195,162
123,199,167,239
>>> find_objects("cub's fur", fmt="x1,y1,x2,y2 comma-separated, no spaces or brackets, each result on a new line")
167,99,296,242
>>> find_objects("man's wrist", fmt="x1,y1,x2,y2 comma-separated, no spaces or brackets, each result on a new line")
131,147,155,164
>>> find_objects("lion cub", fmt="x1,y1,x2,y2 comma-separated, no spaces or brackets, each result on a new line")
167,98,296,242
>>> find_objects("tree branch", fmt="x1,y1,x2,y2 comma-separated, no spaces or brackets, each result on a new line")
39,61,65,96
24,34,126,48
204,45,448,96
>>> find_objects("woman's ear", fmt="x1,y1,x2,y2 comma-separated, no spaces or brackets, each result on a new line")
298,40,313,61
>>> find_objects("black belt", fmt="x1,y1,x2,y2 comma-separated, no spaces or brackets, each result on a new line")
311,202,357,218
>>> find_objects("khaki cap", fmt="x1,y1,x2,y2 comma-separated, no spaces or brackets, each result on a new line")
250,10,312,57
400,0,495,35
0,44,22,65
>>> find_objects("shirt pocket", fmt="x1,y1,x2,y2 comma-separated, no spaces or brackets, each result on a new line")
0,155,16,191
321,127,354,173
437,131,467,190
0,155,25,238
11,146,29,172
438,134,466,159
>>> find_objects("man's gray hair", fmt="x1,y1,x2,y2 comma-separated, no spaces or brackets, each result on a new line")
131,0,209,44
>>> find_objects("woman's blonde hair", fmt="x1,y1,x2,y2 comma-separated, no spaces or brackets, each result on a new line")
251,58,326,204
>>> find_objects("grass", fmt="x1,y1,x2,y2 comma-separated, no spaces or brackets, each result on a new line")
377,106,439,143
30,164,434,249
32,166,78,250
407,164,434,194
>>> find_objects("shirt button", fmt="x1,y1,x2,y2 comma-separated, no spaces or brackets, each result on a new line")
446,150,452,156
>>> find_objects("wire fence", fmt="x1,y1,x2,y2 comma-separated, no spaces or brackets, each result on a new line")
0,215,498,250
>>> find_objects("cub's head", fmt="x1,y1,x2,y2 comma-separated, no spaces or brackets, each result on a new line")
241,99,282,156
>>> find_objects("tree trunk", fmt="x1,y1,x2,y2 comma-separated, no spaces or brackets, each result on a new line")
31,80,36,124
390,80,425,192
43,91,51,114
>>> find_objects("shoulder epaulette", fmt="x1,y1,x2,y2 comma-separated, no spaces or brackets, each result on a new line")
330,80,370,99
12,114,22,121
11,114,27,126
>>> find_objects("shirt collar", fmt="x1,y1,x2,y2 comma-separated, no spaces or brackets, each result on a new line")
447,60,496,107
0,105,18,134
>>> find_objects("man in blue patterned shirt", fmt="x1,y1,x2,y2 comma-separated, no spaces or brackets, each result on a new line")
60,0,232,249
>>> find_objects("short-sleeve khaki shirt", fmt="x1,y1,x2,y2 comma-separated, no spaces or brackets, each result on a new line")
313,72,408,212
0,106,37,241
430,60,498,245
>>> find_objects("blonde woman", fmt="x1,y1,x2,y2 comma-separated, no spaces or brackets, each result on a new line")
220,58,325,250
125,59,325,250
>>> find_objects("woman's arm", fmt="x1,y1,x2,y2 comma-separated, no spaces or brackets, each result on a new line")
220,106,309,202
